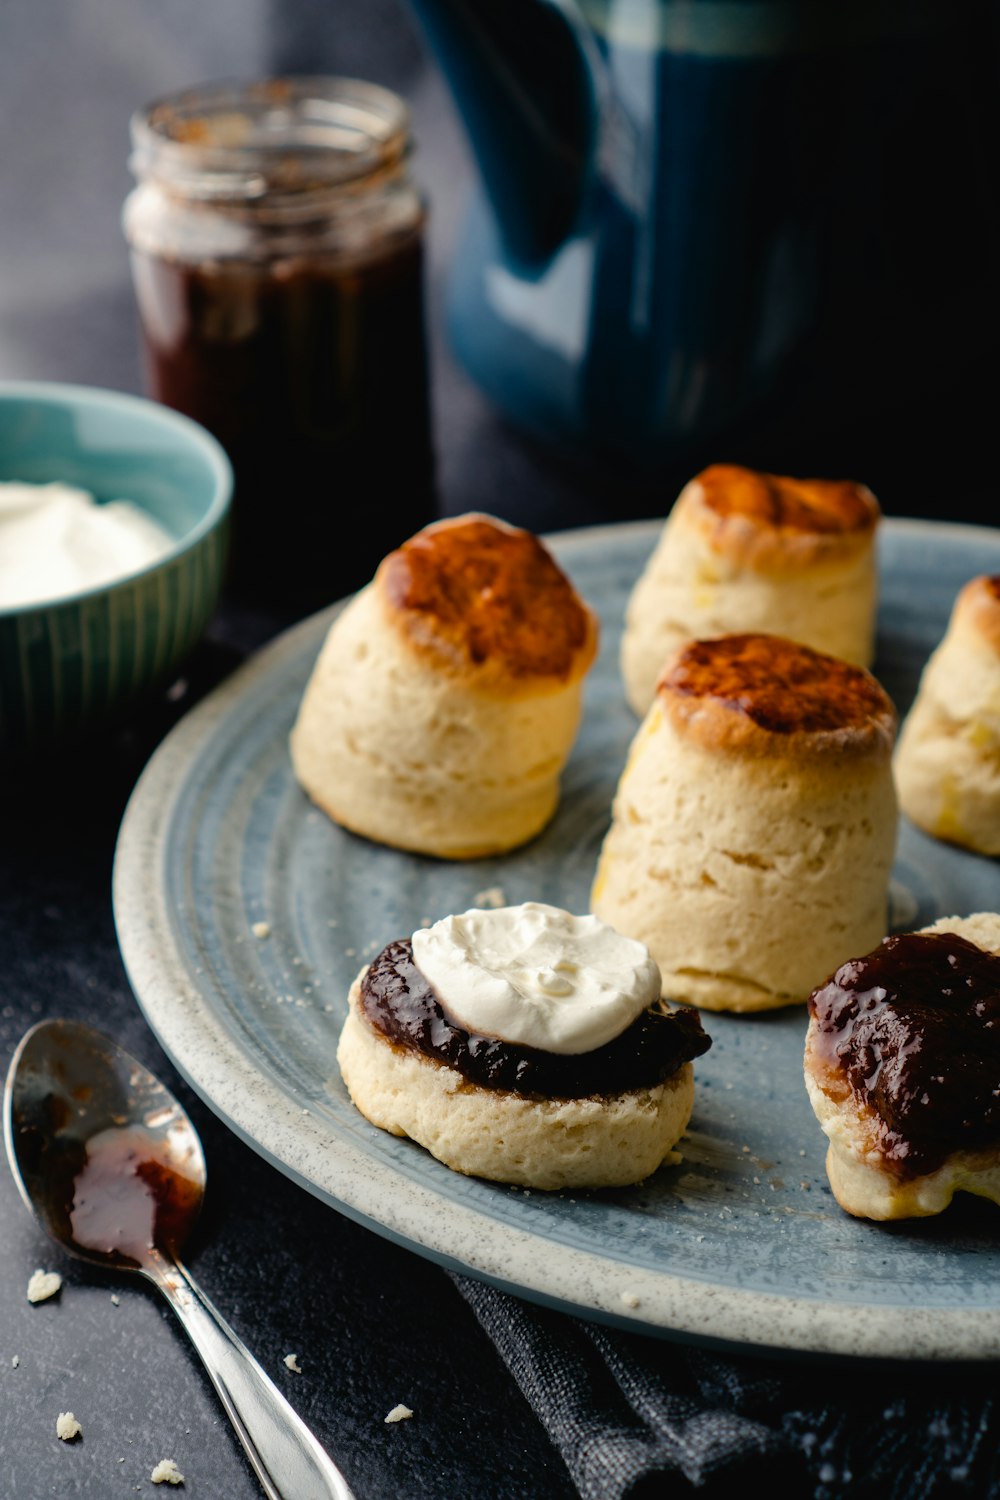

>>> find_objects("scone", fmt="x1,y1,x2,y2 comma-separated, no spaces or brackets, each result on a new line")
592,634,898,1012
336,902,711,1190
894,575,1000,854
621,464,880,716
804,914,1000,1221
290,513,598,859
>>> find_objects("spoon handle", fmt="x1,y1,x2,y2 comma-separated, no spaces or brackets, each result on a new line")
148,1256,359,1500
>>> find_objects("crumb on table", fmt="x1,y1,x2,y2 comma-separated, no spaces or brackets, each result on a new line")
283,1353,303,1374
384,1404,414,1424
27,1270,62,1304
150,1458,185,1485
56,1412,82,1442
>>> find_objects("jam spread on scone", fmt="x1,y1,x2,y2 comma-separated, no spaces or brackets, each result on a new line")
360,938,711,1099
808,932,1000,1177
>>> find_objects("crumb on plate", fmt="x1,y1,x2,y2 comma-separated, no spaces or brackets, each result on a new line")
473,886,506,909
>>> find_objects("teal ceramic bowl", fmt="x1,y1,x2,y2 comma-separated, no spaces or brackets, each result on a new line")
0,381,232,757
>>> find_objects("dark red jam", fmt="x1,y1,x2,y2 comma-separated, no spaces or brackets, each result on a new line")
808,931,1000,1178
132,240,434,615
360,938,711,1100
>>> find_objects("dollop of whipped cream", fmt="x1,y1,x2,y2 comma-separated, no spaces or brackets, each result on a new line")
410,902,661,1055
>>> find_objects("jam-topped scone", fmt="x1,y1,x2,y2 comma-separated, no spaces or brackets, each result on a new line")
593,634,898,1012
805,914,1000,1220
290,513,598,859
621,465,881,716
336,902,711,1190
894,575,1000,855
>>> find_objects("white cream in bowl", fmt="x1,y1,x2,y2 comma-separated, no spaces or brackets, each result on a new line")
0,480,174,608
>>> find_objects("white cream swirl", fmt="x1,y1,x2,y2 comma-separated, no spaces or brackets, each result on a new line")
410,902,661,1055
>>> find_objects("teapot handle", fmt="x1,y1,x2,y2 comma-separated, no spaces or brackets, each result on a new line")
413,0,601,268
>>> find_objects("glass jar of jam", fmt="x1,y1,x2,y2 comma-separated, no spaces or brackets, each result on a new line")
124,77,435,617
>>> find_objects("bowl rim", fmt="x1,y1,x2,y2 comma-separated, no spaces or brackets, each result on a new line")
0,379,233,617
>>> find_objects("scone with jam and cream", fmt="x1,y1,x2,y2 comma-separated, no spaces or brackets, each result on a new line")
621,465,880,717
804,913,1000,1221
894,575,1000,854
336,902,711,1190
290,513,598,860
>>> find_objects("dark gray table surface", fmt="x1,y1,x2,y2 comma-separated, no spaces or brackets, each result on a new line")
0,676,580,1500
0,3,996,1496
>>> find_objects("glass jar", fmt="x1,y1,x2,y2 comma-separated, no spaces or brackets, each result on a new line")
124,77,435,616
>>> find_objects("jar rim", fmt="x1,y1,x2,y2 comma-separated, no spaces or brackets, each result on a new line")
129,75,411,201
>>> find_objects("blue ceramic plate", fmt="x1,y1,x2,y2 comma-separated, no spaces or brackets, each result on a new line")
113,518,1000,1361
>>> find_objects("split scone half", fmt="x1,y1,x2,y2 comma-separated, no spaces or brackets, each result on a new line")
804,913,1000,1220
593,633,898,1012
621,464,880,717
290,513,598,859
894,575,1000,855
336,902,711,1191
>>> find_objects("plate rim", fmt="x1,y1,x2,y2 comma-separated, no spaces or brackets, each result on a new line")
112,514,1000,1363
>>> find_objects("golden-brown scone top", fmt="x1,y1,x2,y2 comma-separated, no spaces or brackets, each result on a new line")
685,464,880,572
378,513,598,691
657,634,897,760
950,574,1000,654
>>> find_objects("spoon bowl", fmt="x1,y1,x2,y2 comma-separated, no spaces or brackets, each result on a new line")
4,1019,357,1500
4,1018,205,1268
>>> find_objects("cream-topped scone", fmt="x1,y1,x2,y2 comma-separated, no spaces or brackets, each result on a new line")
336,902,711,1190
894,575,1000,854
290,514,599,859
592,634,898,1012
804,914,1000,1221
621,465,881,716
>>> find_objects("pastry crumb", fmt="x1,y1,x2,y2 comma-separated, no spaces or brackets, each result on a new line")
12,1355,20,1368
252,920,271,939
283,1353,303,1374
384,1404,413,1424
111,1293,121,1306
473,886,506,909
56,1412,82,1441
620,1291,641,1309
27,1269,62,1303
150,1458,184,1485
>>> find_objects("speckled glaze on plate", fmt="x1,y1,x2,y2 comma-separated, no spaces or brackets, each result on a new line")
113,518,1000,1361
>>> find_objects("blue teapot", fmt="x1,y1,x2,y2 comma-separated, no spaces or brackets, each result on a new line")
413,0,996,482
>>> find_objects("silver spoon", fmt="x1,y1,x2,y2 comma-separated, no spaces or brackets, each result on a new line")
4,1018,358,1500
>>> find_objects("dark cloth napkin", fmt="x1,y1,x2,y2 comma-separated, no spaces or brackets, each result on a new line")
454,1276,1000,1500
